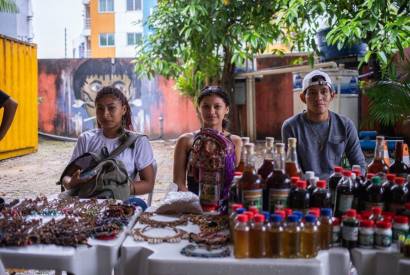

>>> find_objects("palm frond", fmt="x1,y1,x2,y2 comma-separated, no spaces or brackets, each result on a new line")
0,0,18,13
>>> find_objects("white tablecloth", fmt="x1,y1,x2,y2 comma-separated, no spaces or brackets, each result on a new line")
0,206,141,275
351,245,410,275
117,214,351,275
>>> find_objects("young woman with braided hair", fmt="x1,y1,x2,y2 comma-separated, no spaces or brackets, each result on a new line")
62,86,155,204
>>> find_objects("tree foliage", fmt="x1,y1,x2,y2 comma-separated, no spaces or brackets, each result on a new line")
134,0,410,100
0,0,18,13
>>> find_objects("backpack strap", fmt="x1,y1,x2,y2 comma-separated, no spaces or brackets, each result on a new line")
108,131,141,159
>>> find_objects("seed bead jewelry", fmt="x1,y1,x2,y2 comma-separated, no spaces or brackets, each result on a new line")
180,244,231,258
139,212,188,228
132,226,188,244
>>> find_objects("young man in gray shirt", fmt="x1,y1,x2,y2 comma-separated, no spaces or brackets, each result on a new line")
281,70,366,179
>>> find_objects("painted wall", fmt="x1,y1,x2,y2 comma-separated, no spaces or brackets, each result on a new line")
90,0,115,57
37,58,200,139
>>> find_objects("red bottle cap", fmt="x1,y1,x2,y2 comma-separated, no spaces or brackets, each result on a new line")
343,170,352,177
234,171,243,177
366,173,375,179
352,169,361,176
376,221,392,229
254,214,265,223
360,210,371,220
394,215,409,224
372,207,382,215
387,173,396,181
297,180,307,189
382,211,394,220
291,176,300,184
360,220,374,228
308,208,320,217
274,210,286,219
346,209,357,218
249,206,259,214
334,166,343,173
244,211,254,220
284,208,293,217
332,217,341,225
316,180,326,188
231,204,242,212
394,177,406,185
237,214,249,223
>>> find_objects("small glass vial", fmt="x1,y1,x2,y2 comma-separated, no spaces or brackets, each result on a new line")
234,214,250,258
392,216,409,242
359,220,374,248
249,214,267,258
375,221,392,249
268,214,284,258
342,209,359,249
332,217,341,247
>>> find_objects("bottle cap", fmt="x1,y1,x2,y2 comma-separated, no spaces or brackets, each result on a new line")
305,214,317,223
249,206,259,214
297,180,307,189
244,211,254,220
271,214,283,223
343,170,352,177
237,214,248,223
284,208,293,217
366,173,375,179
352,170,361,176
394,216,409,224
332,217,341,226
320,208,332,217
360,210,371,220
288,137,297,147
382,211,394,220
372,207,382,215
360,220,374,228
305,171,314,179
262,211,270,222
371,176,382,185
287,215,298,223
231,204,242,212
236,208,246,214
234,171,243,177
254,214,265,223
308,208,320,217
387,174,396,181
394,177,406,185
345,209,357,218
274,210,286,219
376,221,391,229
292,210,303,220
334,166,343,173
316,180,326,188
291,176,300,184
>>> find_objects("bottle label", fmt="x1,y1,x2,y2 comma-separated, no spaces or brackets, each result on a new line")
364,202,384,211
375,233,392,247
332,229,341,245
342,226,358,241
359,232,374,247
269,188,290,212
337,194,354,214
393,228,408,241
242,189,263,211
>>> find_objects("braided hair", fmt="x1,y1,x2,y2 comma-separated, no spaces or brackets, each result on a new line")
197,86,231,130
95,86,134,131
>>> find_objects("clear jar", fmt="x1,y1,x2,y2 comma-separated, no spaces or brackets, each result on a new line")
375,221,392,249
393,216,409,242
359,220,374,248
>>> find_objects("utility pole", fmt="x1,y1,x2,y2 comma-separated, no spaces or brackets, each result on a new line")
64,28,67,58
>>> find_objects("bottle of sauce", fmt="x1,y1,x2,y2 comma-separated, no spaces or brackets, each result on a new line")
257,137,275,180
285,137,301,177
288,180,310,214
301,214,319,258
328,166,343,209
310,180,331,209
367,136,389,175
335,170,354,217
319,208,333,250
267,214,284,258
365,176,385,211
341,209,359,249
233,214,250,258
236,137,250,173
249,214,267,258
389,177,409,214
389,140,410,177
283,214,301,258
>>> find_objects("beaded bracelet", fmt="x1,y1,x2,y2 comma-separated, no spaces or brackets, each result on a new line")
180,244,231,258
139,212,188,228
132,226,189,244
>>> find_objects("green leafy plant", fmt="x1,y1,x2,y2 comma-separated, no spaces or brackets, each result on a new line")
0,0,18,13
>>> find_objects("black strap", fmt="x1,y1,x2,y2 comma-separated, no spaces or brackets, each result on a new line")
107,131,140,159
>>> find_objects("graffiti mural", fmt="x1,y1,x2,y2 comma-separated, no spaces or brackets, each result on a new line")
38,58,200,139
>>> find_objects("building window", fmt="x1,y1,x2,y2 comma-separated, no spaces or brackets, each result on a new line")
99,0,114,12
99,33,115,47
126,0,141,11
127,33,142,45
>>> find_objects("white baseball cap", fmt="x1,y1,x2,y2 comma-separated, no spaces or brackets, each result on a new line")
302,70,333,93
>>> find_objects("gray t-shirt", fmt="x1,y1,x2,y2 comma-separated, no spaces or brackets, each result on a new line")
281,111,366,179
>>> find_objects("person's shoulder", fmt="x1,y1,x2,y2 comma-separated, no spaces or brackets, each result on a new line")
175,132,196,150
330,111,355,127
283,113,304,128
77,128,102,141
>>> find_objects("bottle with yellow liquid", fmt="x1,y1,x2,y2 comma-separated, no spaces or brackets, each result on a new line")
233,214,250,258
283,214,301,258
301,214,319,258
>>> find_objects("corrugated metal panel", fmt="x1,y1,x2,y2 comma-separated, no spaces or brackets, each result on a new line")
0,34,38,160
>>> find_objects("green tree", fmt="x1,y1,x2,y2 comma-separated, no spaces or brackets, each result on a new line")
0,0,18,13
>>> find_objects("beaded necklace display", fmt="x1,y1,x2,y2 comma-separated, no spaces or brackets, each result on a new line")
132,226,189,244
181,244,231,258
139,212,188,228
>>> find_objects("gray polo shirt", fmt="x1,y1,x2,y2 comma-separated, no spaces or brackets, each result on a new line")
281,111,366,179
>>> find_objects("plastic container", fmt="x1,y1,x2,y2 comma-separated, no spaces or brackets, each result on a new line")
268,214,284,258
375,221,392,249
301,214,319,258
234,214,250,258
342,209,359,249
393,216,409,242
359,220,374,248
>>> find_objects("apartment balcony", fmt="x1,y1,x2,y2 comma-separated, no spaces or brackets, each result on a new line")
82,18,91,36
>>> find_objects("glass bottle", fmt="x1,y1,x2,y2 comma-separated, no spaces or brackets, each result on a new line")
319,208,333,250
288,180,310,214
285,137,301,177
283,214,301,258
228,171,243,214
233,214,250,258
307,176,319,196
236,137,250,173
257,137,275,180
389,177,409,214
365,176,385,211
238,143,263,211
352,169,366,211
249,214,267,258
383,173,396,211
265,143,291,212
335,170,354,217
310,180,332,209
369,206,384,222
268,214,284,258
341,209,359,249
328,166,343,209
301,214,319,258
389,141,410,178
229,205,244,239
367,136,389,175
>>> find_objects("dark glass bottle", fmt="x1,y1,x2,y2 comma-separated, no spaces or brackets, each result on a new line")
341,209,359,249
352,169,364,211
365,176,385,211
265,143,291,212
228,171,243,213
238,143,264,212
389,177,409,214
335,170,354,217
236,137,250,173
389,141,410,178
367,136,389,175
307,176,319,197
288,180,310,214
285,137,301,177
310,180,332,209
383,173,396,211
328,166,343,209
257,137,275,181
